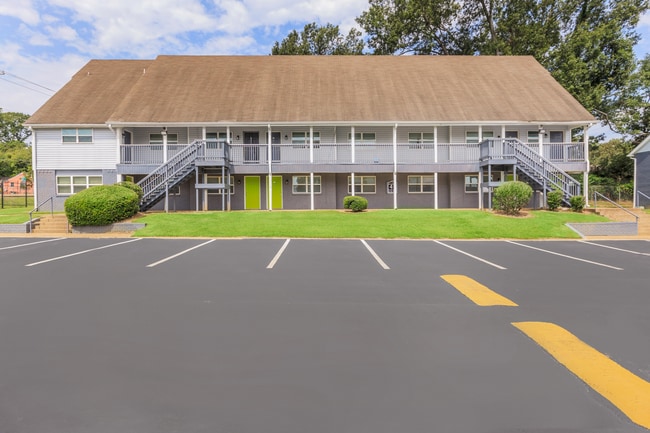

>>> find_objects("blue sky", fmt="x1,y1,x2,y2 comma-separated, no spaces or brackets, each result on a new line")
2,0,650,131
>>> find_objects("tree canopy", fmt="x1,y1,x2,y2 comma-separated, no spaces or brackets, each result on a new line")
0,111,32,178
271,22,364,55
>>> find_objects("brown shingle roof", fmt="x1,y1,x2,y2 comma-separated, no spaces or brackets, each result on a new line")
28,55,595,125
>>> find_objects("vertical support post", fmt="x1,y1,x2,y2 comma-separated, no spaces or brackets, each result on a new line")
351,126,355,197
222,165,225,211
478,168,483,210
584,124,590,207
267,125,272,211
487,165,492,210
116,127,123,183
393,124,398,210
633,157,638,208
310,126,315,211
434,126,438,210
195,167,199,211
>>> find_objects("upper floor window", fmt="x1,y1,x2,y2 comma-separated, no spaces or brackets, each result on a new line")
149,133,178,144
408,132,434,149
348,132,376,144
62,128,93,143
291,131,321,147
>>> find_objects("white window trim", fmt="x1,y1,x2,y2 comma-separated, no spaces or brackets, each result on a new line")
292,175,321,194
62,128,93,144
347,176,377,194
464,174,479,193
205,174,234,195
407,175,435,194
56,175,102,195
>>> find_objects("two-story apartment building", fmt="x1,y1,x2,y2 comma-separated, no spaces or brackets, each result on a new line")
26,55,595,212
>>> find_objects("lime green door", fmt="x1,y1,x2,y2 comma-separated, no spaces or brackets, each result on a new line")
266,176,283,210
244,176,261,210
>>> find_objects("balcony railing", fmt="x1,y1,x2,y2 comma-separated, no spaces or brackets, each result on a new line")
119,141,584,166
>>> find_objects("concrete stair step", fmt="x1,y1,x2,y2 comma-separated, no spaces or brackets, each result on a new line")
33,214,70,233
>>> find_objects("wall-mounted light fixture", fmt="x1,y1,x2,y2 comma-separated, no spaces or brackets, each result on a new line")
235,135,240,141
161,126,168,137
284,134,289,140
285,178,289,185
237,179,241,185
538,125,545,135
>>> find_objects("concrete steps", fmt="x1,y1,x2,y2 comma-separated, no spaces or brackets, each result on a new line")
32,214,70,234
593,208,650,236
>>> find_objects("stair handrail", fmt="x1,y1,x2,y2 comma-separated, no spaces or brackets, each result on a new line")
593,190,639,223
637,190,650,207
29,195,55,232
137,140,204,203
490,138,581,197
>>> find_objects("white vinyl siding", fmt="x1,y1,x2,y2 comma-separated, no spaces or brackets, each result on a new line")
35,128,118,170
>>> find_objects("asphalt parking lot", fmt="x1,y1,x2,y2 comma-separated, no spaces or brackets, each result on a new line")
0,237,649,433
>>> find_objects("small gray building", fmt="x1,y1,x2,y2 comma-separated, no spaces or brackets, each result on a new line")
629,136,650,207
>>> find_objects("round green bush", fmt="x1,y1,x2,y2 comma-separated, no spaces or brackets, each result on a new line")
115,181,143,200
493,181,533,215
546,189,564,211
343,195,368,212
569,195,586,212
65,185,140,226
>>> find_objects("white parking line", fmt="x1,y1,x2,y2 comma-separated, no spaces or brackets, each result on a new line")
506,241,624,270
434,241,507,270
267,238,291,269
579,241,650,256
0,238,65,251
360,240,390,270
147,239,216,267
25,238,142,267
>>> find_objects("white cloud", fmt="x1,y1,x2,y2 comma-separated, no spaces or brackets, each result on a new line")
0,1,40,26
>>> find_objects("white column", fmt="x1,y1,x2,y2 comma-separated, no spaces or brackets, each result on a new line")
163,129,168,212
434,126,438,210
351,126,355,196
116,127,123,182
584,124,590,206
310,126,315,211
393,124,398,209
633,157,638,208
268,125,273,211
539,128,544,156
478,125,483,141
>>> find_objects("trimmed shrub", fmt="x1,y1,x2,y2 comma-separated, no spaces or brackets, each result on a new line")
546,190,564,211
115,181,143,200
65,185,140,226
493,181,533,215
569,195,586,212
343,195,368,212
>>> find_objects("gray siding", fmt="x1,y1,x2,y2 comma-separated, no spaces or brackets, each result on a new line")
35,169,117,211
636,151,650,206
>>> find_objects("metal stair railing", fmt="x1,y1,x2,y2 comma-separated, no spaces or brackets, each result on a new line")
29,195,55,232
482,138,581,201
593,190,639,223
137,140,204,208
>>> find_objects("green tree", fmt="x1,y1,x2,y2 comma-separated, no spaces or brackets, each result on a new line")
0,111,31,143
271,22,365,55
589,138,635,184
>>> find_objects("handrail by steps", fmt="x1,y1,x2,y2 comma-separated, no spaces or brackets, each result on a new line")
593,190,639,223
29,196,55,232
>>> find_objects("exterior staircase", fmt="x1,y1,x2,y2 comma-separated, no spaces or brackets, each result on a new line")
593,207,650,237
32,214,70,234
481,139,582,206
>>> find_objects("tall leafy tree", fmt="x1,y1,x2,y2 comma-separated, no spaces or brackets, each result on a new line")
0,111,32,177
271,23,364,55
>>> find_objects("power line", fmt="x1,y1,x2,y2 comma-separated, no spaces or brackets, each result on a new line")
0,75,53,97
0,70,56,93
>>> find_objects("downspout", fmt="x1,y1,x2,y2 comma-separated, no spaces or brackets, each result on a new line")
310,126,314,211
351,126,355,196
633,156,638,208
114,126,123,182
30,126,38,206
584,124,590,207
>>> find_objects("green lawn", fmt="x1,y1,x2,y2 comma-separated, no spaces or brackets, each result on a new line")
133,209,609,239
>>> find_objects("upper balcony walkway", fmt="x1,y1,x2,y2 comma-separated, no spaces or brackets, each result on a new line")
118,140,587,174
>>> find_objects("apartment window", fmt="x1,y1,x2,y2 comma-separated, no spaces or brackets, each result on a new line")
169,185,181,195
348,176,376,194
549,131,564,143
482,171,504,183
292,175,321,194
408,175,434,193
527,131,539,144
291,131,321,148
62,128,93,143
205,174,234,195
348,132,376,144
149,133,178,144
56,175,102,195
464,174,479,193
408,132,434,149
466,131,479,144
505,131,519,139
